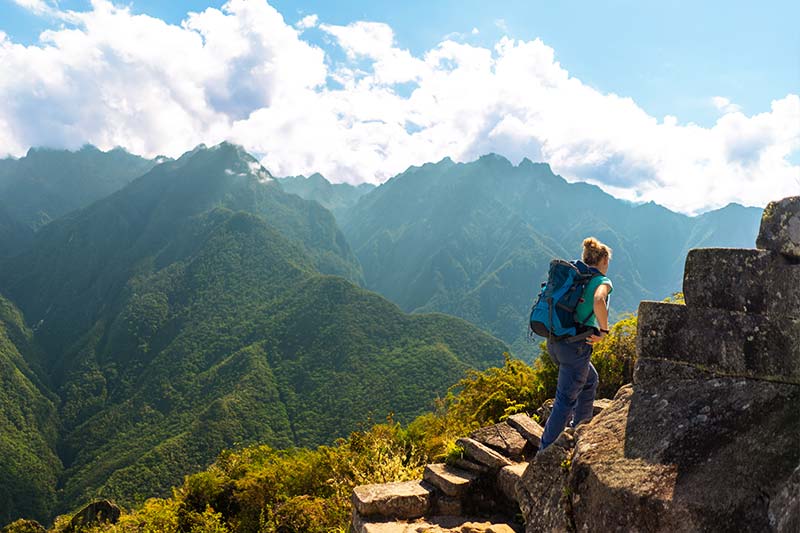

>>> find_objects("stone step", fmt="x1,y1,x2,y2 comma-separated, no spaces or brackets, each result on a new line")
757,196,800,259
352,514,520,533
453,457,489,475
434,495,463,516
506,413,543,448
456,437,513,470
352,480,434,520
636,301,800,384
496,462,529,504
470,421,528,460
683,248,799,317
423,463,478,498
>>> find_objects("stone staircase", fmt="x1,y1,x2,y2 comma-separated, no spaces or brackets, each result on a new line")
350,405,610,532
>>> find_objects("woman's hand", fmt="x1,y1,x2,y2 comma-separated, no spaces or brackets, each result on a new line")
586,331,607,344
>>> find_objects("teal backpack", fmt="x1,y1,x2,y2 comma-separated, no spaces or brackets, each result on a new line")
529,259,601,342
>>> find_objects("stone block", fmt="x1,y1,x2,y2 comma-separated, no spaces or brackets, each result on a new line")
423,463,477,497
456,438,513,470
757,196,800,258
453,458,489,475
683,248,800,317
636,301,800,383
470,422,527,459
433,494,463,516
496,462,528,504
506,414,543,449
352,480,433,520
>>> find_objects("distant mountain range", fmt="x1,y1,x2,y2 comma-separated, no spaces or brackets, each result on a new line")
0,143,506,523
0,145,156,256
289,154,762,352
277,173,374,219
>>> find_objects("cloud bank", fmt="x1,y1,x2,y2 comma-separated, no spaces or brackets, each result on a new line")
1,0,798,213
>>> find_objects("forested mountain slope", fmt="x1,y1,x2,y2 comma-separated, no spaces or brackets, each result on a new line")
0,143,506,517
0,294,61,526
338,154,762,351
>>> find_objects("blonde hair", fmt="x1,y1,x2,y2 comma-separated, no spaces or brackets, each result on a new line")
582,236,612,266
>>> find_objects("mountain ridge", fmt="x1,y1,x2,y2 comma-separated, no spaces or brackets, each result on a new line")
332,153,762,352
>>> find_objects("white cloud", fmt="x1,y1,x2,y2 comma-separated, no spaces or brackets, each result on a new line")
12,0,57,16
712,96,743,114
0,0,798,214
295,13,318,30
494,18,509,33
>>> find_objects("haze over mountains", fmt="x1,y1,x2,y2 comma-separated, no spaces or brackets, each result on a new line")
0,146,157,257
0,142,761,525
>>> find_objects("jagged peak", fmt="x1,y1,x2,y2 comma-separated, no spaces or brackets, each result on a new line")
477,152,512,166
22,144,144,160
307,172,330,184
518,157,553,172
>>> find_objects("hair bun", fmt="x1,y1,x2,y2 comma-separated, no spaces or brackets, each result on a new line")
581,236,612,265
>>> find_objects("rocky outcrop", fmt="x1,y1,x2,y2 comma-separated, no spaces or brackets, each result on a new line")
65,500,121,533
517,195,800,532
757,196,800,258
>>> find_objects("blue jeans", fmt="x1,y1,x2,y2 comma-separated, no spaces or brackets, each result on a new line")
539,337,599,450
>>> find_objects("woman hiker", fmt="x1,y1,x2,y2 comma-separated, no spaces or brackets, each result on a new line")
539,237,613,451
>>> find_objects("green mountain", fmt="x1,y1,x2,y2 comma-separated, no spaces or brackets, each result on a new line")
0,143,506,520
0,145,157,256
338,154,763,352
0,145,157,230
0,202,34,257
0,294,61,526
277,173,375,219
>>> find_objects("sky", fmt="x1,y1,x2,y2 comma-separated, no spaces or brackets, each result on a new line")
0,0,798,214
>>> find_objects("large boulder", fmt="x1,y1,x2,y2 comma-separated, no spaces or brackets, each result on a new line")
566,364,800,532
757,196,800,259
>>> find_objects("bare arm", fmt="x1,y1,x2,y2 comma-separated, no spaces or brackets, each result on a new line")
593,283,611,331
587,282,611,344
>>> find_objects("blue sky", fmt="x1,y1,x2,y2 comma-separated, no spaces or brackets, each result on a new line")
0,0,798,213
3,0,797,127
